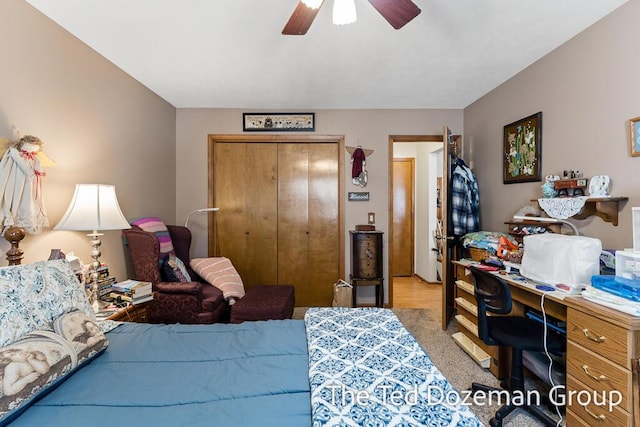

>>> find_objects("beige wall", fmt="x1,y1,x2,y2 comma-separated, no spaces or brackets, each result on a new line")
12,0,634,300
0,0,176,280
176,109,462,302
464,0,640,251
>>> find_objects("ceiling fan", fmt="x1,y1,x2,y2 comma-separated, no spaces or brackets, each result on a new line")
282,0,421,35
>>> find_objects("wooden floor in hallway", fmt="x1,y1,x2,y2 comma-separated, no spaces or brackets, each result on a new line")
392,275,442,313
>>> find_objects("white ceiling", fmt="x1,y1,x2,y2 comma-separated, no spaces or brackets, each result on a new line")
25,0,627,109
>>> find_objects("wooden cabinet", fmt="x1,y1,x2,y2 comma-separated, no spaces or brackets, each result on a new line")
350,231,383,279
350,231,383,307
213,141,341,307
565,298,640,426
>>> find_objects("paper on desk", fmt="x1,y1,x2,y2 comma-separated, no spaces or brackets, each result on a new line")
582,286,640,316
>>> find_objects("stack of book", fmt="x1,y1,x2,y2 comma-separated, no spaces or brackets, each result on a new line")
97,276,117,300
110,279,153,304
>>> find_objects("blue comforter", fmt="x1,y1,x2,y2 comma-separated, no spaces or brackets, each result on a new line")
9,320,311,427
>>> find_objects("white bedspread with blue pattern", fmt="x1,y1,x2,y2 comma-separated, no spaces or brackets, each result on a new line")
305,307,483,426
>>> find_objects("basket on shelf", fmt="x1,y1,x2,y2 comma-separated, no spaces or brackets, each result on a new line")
468,247,491,262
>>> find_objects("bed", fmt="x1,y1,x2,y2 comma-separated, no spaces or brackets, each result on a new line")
1,260,483,426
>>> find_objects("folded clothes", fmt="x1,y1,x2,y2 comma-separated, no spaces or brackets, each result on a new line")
462,231,518,254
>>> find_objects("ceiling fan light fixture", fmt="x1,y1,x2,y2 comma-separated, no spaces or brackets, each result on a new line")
333,0,357,25
302,0,323,9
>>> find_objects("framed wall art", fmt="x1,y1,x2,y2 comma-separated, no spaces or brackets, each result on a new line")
629,116,640,157
503,112,542,184
243,112,315,132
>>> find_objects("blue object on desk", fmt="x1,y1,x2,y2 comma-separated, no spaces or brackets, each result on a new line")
536,285,556,292
591,275,640,302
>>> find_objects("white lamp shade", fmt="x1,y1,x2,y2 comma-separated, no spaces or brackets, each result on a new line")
55,184,131,231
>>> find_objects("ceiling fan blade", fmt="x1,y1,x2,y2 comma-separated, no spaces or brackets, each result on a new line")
282,1,326,35
367,0,421,30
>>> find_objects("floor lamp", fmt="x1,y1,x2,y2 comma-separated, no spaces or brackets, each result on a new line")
55,184,131,310
184,207,219,228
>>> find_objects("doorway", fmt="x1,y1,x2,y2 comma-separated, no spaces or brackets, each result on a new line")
388,135,443,309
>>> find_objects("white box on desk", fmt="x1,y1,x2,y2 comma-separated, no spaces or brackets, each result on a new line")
615,250,640,280
520,234,601,294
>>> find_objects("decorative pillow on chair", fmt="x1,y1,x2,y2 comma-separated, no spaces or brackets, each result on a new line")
130,216,175,255
191,257,245,304
0,310,108,425
160,254,192,283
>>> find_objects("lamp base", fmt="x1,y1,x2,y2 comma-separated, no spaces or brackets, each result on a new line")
87,230,104,312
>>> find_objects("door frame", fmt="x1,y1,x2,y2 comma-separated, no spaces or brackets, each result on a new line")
207,133,346,286
388,135,443,308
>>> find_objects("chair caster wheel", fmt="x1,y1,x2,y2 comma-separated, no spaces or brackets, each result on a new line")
489,418,502,427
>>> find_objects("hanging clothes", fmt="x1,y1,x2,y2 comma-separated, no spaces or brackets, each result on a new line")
450,159,480,237
351,147,366,179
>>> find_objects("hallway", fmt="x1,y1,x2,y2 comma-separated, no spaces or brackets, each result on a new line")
392,276,442,313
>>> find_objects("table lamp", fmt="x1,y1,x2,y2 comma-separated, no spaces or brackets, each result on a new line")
55,184,131,308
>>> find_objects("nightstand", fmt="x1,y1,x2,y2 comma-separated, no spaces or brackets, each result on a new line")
96,301,150,323
349,230,384,307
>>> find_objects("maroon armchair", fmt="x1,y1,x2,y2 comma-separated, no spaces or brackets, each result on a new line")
122,225,230,324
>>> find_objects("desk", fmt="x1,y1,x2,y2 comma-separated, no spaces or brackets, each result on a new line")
453,260,640,426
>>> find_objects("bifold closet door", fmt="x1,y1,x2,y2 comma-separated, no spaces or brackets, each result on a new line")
278,143,339,306
214,142,278,289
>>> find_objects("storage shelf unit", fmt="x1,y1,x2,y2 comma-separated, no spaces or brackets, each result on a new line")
453,265,505,378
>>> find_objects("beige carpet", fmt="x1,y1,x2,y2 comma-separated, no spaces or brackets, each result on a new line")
293,307,565,426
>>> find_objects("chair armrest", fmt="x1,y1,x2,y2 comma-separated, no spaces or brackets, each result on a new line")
154,281,201,295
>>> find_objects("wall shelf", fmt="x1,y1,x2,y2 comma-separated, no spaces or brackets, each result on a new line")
572,197,628,225
532,197,628,226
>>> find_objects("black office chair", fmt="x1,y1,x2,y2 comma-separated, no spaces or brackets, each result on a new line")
470,268,565,427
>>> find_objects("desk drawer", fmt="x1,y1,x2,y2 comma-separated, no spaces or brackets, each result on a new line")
567,308,629,367
567,376,631,426
567,341,631,411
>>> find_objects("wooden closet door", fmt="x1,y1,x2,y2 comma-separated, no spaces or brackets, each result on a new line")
392,158,414,276
214,142,278,289
278,143,339,306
